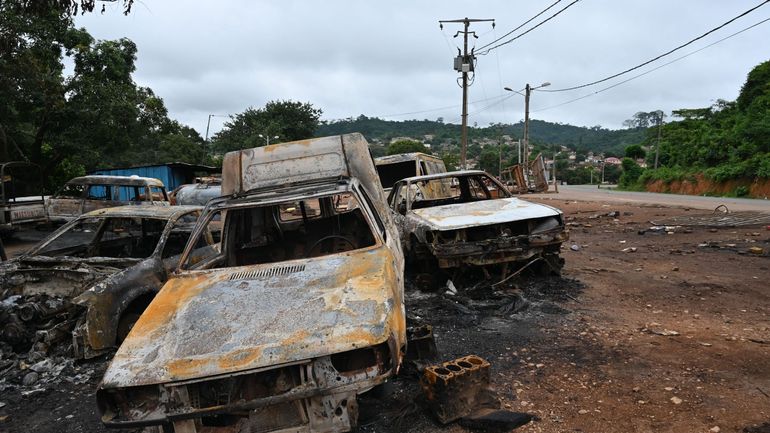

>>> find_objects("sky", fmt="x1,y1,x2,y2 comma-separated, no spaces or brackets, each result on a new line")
74,0,770,137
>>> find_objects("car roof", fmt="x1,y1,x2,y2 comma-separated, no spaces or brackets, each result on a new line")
374,152,442,164
399,170,489,184
81,205,202,219
66,175,165,187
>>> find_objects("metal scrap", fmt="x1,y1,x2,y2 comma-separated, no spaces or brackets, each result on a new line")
421,355,492,424
651,211,770,227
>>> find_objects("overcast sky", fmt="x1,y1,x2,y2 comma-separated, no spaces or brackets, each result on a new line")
74,1,770,137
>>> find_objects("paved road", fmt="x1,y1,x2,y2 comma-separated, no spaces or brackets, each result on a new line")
531,184,770,212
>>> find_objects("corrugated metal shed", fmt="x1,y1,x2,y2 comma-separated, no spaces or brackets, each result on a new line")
90,163,218,190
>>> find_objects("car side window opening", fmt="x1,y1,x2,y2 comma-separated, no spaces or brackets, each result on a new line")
182,192,377,270
408,175,501,210
36,217,165,259
162,213,200,259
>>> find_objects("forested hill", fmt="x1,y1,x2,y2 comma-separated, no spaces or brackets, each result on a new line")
315,116,646,155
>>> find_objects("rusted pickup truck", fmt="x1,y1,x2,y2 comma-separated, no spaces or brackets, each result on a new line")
46,175,169,223
98,133,405,433
387,170,568,277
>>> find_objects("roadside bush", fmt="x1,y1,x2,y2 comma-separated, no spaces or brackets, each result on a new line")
618,158,644,189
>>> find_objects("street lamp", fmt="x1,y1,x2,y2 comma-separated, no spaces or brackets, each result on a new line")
504,81,550,166
258,134,280,146
205,114,228,142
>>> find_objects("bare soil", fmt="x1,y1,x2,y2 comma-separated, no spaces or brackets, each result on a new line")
1,200,768,433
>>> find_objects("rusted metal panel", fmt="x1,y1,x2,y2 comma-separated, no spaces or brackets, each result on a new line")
101,248,403,387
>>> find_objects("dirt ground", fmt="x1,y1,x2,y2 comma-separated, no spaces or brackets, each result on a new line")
1,199,768,433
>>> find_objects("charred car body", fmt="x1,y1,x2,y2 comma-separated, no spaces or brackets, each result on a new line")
0,161,47,235
0,206,203,358
46,175,170,223
387,170,568,274
98,133,406,433
374,152,446,192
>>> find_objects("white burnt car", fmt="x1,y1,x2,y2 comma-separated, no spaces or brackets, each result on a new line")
387,170,568,275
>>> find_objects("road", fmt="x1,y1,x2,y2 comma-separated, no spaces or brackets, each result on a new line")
532,184,770,212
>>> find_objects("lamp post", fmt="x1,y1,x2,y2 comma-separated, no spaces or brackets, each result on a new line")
204,114,228,145
258,134,280,146
504,82,550,167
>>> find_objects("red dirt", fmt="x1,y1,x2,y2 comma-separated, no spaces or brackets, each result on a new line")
646,174,770,199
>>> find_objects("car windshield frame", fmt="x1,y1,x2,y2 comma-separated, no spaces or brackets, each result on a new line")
26,214,177,259
177,182,383,272
391,172,511,213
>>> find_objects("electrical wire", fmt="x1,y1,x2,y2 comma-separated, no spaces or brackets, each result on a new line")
377,94,509,119
477,0,563,51
478,0,581,55
532,16,770,113
541,0,770,92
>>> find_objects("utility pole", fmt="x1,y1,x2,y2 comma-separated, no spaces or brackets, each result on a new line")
654,114,663,169
523,84,531,167
439,17,494,169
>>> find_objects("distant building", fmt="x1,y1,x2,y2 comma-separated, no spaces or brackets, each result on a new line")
604,157,622,165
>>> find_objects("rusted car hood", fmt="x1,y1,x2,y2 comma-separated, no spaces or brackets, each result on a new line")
410,198,561,231
102,247,400,388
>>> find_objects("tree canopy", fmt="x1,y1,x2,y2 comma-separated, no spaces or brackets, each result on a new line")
0,3,208,190
211,101,322,153
386,140,430,155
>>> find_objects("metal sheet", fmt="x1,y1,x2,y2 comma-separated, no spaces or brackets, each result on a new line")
411,198,561,230
102,247,404,388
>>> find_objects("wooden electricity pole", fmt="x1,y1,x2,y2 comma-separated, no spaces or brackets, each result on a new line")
439,17,494,169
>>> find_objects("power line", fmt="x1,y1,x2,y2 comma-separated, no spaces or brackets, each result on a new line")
377,94,509,119
477,0,562,51
478,0,581,56
532,16,770,113
541,0,770,92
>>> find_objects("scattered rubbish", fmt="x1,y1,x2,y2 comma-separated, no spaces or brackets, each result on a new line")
570,245,581,251
445,279,458,296
458,408,534,431
622,247,637,253
642,323,680,336
670,396,683,405
749,247,764,255
651,211,770,228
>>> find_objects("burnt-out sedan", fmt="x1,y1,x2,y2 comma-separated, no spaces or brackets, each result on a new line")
0,205,204,358
387,170,568,275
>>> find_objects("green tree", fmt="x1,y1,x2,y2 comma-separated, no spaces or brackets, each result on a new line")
619,157,644,188
477,149,501,175
212,100,322,153
440,152,458,171
386,140,430,155
624,144,646,160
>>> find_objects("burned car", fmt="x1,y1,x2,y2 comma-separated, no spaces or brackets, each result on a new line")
98,133,406,433
0,161,47,235
0,205,203,358
374,152,446,192
387,170,568,275
46,175,170,223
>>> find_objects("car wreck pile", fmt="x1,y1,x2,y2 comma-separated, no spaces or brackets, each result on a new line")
0,133,569,433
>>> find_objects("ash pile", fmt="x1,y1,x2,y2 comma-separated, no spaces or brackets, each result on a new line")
0,294,95,394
